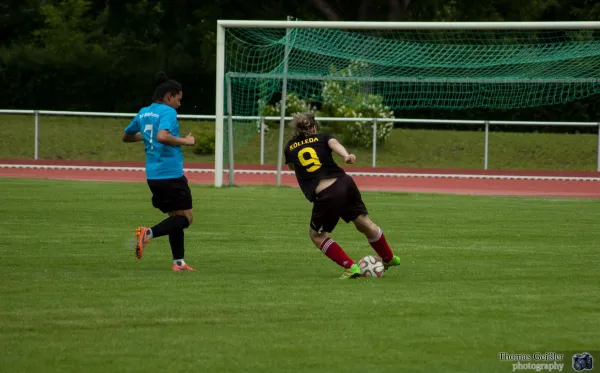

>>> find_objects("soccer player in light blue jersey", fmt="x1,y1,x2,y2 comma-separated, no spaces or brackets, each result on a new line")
122,72,196,271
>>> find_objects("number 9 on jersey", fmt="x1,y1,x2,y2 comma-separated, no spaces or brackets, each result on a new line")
298,147,322,172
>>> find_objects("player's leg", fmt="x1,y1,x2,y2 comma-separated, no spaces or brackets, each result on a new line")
340,175,400,269
148,209,192,238
136,209,191,260
309,227,360,279
135,177,194,269
135,179,168,259
167,209,194,271
310,184,360,279
353,214,400,268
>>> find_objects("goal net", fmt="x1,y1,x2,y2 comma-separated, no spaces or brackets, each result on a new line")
215,21,600,187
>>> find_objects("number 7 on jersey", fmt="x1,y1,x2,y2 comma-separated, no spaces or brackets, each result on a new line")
144,124,154,149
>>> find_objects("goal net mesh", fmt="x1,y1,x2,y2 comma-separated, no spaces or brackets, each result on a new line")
222,26,600,164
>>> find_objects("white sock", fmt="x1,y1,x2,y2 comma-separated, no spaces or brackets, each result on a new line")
174,259,185,266
147,228,153,239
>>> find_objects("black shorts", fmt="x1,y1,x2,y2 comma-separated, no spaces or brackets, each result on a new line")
310,174,368,233
147,176,193,213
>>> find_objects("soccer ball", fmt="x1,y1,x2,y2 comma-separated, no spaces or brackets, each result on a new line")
358,255,385,278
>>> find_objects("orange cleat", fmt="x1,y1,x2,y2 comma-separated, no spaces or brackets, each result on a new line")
172,263,195,271
135,227,151,259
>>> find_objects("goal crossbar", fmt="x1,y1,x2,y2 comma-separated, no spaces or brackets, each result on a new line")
218,20,600,30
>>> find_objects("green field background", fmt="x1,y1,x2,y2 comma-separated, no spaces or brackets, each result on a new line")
1,179,599,373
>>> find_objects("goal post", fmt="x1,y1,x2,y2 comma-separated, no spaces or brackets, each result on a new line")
214,20,600,187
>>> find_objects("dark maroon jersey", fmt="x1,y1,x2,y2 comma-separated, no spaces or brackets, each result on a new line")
284,132,346,202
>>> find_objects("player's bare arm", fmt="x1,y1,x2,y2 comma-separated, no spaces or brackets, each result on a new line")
287,162,295,170
157,130,196,146
328,138,356,164
122,132,143,142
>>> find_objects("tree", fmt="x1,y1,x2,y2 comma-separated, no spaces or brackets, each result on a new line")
0,0,45,46
311,0,413,21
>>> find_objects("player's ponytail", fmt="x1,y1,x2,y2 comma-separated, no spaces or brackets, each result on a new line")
152,71,182,102
291,112,316,138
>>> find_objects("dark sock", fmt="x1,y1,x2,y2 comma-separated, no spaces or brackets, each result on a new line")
169,229,185,261
150,215,189,239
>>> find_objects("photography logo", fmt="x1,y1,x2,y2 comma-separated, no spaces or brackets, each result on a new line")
499,352,565,371
572,352,594,372
499,351,596,372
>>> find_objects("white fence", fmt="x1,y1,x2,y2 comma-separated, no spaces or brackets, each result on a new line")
1,109,600,171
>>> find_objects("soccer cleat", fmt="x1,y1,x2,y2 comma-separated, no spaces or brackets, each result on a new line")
383,255,401,270
172,263,195,271
339,264,361,280
135,226,151,259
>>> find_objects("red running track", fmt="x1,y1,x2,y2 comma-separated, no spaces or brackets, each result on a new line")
2,158,600,177
1,160,600,198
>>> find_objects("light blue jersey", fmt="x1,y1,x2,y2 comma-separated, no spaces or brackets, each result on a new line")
124,103,184,180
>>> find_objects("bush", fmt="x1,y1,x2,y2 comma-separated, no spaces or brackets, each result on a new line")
318,61,394,147
256,60,394,148
193,132,215,155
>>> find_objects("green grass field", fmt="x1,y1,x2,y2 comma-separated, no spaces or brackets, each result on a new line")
1,178,599,373
1,114,598,171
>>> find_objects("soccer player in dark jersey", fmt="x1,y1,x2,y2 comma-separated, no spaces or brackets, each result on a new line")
122,72,196,271
284,112,401,279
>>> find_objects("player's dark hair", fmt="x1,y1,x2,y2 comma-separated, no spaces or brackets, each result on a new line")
291,112,316,138
152,71,182,102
